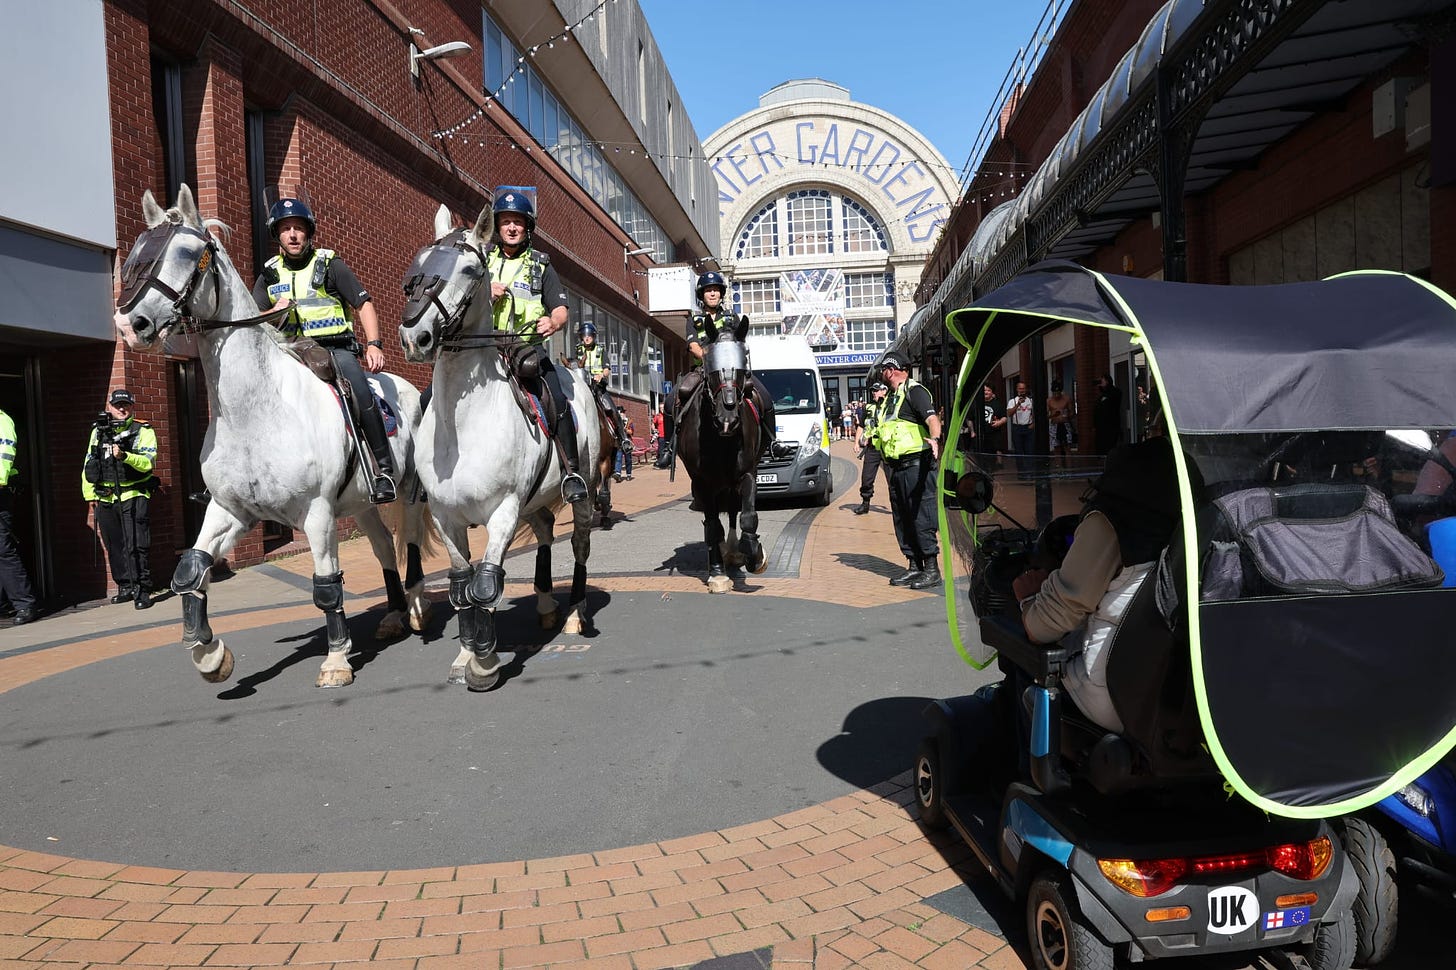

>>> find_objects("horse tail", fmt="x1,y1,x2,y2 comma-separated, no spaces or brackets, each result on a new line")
392,472,440,565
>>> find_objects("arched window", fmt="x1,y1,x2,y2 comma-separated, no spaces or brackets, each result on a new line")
733,189,890,260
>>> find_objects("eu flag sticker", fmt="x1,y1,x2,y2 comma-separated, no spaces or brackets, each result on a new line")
1263,907,1311,930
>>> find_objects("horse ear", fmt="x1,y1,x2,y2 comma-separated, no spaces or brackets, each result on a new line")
141,190,166,228
176,184,202,227
433,204,453,241
470,205,491,243
733,314,750,342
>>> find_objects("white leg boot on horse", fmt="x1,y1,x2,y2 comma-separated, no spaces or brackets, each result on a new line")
172,503,252,683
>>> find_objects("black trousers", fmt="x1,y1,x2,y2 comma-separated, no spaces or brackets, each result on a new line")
96,495,151,590
0,489,36,611
886,452,938,563
859,446,885,501
321,343,391,472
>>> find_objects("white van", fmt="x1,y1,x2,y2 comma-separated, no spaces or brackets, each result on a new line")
747,334,833,505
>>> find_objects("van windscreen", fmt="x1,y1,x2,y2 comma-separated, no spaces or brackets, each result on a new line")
757,369,821,415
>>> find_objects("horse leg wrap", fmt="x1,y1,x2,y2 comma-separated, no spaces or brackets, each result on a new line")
172,550,215,647
383,569,407,612
405,544,424,589
323,610,350,653
456,602,479,646
312,572,346,612
739,511,759,536
474,607,498,664
534,547,551,594
448,566,474,610
571,562,587,606
468,562,506,609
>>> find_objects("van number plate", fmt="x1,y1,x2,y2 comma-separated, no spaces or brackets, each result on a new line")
756,473,778,484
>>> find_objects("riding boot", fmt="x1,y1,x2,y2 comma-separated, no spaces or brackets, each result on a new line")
853,500,870,516
555,408,589,505
357,392,397,504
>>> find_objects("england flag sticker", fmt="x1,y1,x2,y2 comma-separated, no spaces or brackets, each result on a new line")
1263,906,1311,931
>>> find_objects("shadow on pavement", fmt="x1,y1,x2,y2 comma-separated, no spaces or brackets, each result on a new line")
832,551,903,579
816,695,937,790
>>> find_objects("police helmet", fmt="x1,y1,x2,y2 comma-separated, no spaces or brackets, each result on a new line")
493,191,536,233
880,353,907,373
267,198,316,239
696,271,727,302
579,322,597,339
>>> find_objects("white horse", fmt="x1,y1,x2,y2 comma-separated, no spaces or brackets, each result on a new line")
398,204,602,691
113,185,434,689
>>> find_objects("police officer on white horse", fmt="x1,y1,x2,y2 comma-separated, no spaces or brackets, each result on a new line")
252,196,397,504
488,190,588,504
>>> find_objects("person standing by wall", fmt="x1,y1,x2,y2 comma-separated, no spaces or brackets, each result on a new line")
1093,374,1123,455
0,406,39,624
976,383,1007,469
854,382,889,516
82,389,157,609
877,355,942,590
1047,380,1074,470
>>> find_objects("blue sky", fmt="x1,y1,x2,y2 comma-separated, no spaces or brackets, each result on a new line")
636,0,1059,189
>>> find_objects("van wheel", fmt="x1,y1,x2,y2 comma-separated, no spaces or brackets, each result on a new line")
816,472,833,506
1337,817,1397,965
914,739,949,830
1026,873,1114,970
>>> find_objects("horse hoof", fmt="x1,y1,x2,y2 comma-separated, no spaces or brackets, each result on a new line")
199,644,234,684
539,610,558,630
707,574,733,594
376,612,407,640
316,665,355,689
447,666,466,685
409,603,431,633
750,552,768,575
562,613,583,635
464,659,500,692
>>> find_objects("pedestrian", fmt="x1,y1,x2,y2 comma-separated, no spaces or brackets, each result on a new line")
614,408,636,481
1047,380,1073,470
853,382,890,515
82,389,158,609
977,383,1007,469
0,406,39,624
877,354,942,590
252,194,397,504
841,407,854,442
1009,380,1036,480
1093,374,1122,455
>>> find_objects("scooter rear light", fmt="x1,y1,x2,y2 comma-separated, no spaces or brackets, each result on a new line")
1098,858,1188,897
1268,836,1333,881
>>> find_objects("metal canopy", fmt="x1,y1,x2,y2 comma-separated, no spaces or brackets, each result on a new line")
963,0,1455,291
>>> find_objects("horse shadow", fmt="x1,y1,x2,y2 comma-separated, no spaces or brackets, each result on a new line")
478,588,614,690
654,542,764,593
832,552,904,580
215,603,441,700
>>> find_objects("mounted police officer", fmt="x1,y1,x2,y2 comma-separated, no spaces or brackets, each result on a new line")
83,389,159,609
853,381,889,515
487,190,588,504
573,322,631,455
878,355,942,589
671,271,777,453
251,195,396,504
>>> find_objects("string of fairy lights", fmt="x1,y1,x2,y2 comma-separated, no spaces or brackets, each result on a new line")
430,1,1034,216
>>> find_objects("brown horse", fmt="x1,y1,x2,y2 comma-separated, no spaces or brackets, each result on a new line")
676,327,768,592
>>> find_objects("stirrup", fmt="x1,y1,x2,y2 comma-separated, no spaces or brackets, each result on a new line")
370,473,397,505
561,473,589,504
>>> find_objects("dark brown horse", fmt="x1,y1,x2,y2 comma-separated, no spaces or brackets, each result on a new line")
676,325,768,592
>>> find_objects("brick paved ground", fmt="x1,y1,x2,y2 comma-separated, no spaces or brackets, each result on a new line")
1,441,1032,969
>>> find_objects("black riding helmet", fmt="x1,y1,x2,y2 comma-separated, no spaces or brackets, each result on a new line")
267,198,316,239
696,271,727,304
493,190,536,238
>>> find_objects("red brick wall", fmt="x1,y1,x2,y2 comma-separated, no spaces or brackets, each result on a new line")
54,0,693,603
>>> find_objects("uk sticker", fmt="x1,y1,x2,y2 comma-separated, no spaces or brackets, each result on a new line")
1207,886,1257,935
1263,907,1311,931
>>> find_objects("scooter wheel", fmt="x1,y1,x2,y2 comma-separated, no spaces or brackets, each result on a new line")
1026,873,1114,970
914,739,949,831
1335,816,1397,965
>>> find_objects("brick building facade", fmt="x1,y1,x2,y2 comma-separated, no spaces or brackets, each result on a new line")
1,0,710,607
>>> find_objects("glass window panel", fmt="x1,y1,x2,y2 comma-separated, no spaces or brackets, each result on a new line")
841,197,888,253
787,191,833,256
528,73,545,143
485,19,503,93
733,279,779,316
843,273,893,309
735,200,779,260
544,92,560,151
845,318,893,352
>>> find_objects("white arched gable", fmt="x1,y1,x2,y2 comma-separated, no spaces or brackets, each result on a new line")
704,99,959,258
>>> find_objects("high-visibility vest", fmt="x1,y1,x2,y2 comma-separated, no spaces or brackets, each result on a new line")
579,344,605,374
688,310,739,368
0,409,17,487
264,249,350,340
863,399,883,450
489,247,551,344
878,380,930,460
82,419,158,502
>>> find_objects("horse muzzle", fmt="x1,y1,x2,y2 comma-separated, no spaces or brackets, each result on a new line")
114,309,163,353
399,323,437,363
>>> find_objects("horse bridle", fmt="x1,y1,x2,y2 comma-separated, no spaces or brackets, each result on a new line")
401,230,506,351
117,222,290,336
